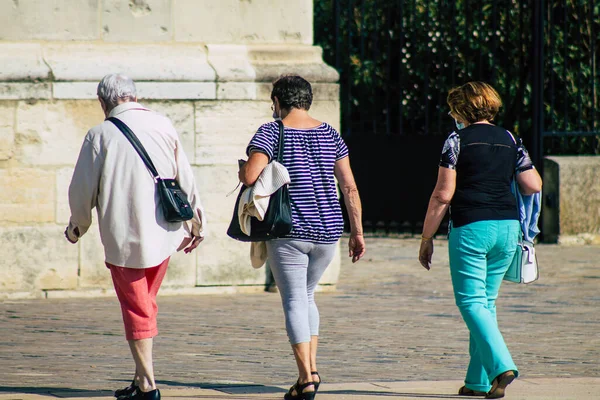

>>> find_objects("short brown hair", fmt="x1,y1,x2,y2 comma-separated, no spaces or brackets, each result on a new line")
447,81,502,124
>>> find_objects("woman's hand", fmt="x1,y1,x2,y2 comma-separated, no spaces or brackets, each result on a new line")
178,235,205,254
349,233,366,263
418,239,433,270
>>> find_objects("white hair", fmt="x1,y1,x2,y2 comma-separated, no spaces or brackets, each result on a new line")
97,73,137,109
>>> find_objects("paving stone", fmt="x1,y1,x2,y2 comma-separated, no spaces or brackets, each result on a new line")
0,238,598,397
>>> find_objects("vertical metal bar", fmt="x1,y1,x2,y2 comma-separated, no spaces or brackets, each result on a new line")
424,0,431,134
532,0,545,166
490,0,498,84
436,0,444,134
563,0,568,131
549,0,555,131
518,0,525,136
410,0,417,134
346,0,354,137
589,0,596,132
577,0,583,131
359,0,366,135
385,3,392,136
398,0,404,135
335,0,342,71
371,7,379,135
478,0,484,79
504,0,511,104
450,0,456,86
360,0,366,61
464,0,470,78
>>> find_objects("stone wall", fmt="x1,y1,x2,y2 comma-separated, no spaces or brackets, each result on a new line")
0,0,313,44
542,157,600,245
0,1,342,299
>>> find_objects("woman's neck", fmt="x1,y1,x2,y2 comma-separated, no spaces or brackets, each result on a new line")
281,108,322,129
464,119,492,128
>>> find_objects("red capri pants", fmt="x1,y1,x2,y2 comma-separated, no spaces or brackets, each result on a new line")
107,258,170,340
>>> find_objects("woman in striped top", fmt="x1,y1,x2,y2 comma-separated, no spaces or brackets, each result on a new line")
239,75,365,400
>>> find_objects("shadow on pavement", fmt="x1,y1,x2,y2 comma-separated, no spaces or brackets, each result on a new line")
322,390,463,398
158,379,285,394
0,386,112,397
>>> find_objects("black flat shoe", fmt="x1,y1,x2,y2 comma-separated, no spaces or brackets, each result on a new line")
124,388,160,400
311,371,321,393
284,381,315,400
115,379,137,398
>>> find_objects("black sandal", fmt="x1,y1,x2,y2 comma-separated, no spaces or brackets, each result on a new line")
284,380,316,400
115,379,137,398
311,372,321,392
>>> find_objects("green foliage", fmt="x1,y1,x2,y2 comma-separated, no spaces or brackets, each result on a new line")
314,0,600,154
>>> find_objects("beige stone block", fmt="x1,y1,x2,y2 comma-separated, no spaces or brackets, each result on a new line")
256,83,339,103
320,242,341,285
44,43,216,82
195,222,264,285
0,102,16,161
217,83,258,100
144,101,195,163
56,167,74,224
546,156,600,236
309,100,341,132
248,45,339,83
0,168,55,223
193,165,239,224
312,83,340,101
15,100,104,166
206,45,255,81
0,43,50,81
194,100,271,165
137,82,216,100
163,247,197,287
102,0,171,42
0,83,52,100
53,82,98,100
0,1,98,41
0,225,78,292
174,0,313,44
78,226,112,289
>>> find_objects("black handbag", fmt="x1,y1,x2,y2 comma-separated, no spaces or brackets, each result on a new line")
227,120,293,242
108,117,194,223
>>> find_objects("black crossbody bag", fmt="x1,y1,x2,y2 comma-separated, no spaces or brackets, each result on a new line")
108,117,194,223
226,120,293,242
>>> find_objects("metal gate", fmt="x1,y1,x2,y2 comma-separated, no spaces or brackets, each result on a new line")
314,0,600,234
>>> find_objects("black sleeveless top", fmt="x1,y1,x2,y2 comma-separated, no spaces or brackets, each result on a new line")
439,124,535,228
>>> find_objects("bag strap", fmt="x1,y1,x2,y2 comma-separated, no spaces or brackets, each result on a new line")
107,117,160,180
275,119,285,163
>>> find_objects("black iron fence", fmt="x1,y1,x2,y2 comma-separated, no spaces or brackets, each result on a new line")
314,0,600,234
540,0,600,155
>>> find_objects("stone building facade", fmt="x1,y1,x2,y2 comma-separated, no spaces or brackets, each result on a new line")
0,0,341,298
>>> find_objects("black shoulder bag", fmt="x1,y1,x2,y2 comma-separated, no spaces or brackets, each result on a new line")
108,117,194,223
226,120,293,242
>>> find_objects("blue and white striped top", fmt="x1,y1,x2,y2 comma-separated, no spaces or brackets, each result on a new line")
246,121,349,243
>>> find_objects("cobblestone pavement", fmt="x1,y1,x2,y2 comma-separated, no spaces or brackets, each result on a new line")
1,238,599,397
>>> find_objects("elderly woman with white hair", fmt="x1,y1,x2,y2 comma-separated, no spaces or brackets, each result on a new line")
65,73,205,400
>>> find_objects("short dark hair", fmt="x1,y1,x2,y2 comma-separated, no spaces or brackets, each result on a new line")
271,75,313,111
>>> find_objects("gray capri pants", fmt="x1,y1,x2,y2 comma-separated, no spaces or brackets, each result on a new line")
266,239,337,344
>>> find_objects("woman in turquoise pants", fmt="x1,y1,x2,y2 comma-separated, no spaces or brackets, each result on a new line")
418,82,542,399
